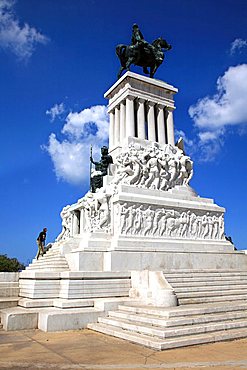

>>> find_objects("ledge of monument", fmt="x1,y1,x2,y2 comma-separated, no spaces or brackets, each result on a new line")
104,71,178,99
59,271,131,279
112,184,225,212
19,271,61,280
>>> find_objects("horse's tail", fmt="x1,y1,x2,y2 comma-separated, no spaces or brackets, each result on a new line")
116,44,127,59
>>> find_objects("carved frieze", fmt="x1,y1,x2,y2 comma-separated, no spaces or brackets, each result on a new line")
112,142,193,191
117,202,225,240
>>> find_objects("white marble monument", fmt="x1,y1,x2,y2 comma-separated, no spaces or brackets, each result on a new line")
2,71,247,340
54,71,237,273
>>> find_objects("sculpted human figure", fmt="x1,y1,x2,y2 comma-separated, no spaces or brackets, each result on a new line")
189,212,198,237
158,209,170,236
179,211,189,237
143,206,155,236
152,209,163,236
207,213,214,239
56,205,72,241
125,156,142,185
133,205,144,235
120,202,128,234
131,23,154,60
219,214,225,240
201,213,209,238
158,154,170,191
177,155,194,185
95,189,110,229
125,205,136,234
145,150,160,189
168,156,180,186
212,215,219,239
90,146,113,193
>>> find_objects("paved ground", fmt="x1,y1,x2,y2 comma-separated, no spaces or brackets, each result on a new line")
0,328,247,370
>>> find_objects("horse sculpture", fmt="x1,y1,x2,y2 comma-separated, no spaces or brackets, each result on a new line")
116,37,172,79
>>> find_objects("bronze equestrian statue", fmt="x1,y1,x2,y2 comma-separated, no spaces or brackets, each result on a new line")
116,24,172,79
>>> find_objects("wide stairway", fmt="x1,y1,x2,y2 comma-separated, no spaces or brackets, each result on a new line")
25,242,69,272
88,269,247,350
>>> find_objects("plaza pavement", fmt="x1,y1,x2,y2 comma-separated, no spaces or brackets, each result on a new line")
0,328,247,370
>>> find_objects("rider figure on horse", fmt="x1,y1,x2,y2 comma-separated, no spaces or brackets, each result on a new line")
131,24,154,57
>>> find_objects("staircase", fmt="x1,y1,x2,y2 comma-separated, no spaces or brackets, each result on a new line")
165,269,247,305
25,242,69,272
88,269,247,350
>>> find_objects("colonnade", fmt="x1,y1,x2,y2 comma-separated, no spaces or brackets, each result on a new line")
109,96,175,148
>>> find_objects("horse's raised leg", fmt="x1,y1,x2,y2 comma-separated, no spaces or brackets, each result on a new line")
126,57,134,72
118,66,125,79
143,67,149,75
150,64,158,78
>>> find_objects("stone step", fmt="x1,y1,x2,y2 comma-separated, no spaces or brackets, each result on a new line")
118,302,247,317
97,315,247,338
174,284,247,293
27,262,68,267
164,269,247,273
179,295,247,305
169,279,247,287
108,308,247,327
26,265,69,270
0,287,19,297
87,322,247,350
164,271,247,278
30,255,67,264
166,275,247,283
0,297,19,309
176,289,247,298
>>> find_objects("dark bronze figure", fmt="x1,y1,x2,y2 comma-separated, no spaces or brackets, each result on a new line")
90,146,113,193
116,24,172,79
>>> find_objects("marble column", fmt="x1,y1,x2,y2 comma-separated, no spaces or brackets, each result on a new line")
137,98,146,140
147,101,156,142
157,104,166,144
120,101,126,141
72,211,79,235
114,105,120,145
166,107,175,146
109,110,115,149
126,95,135,138
79,209,84,234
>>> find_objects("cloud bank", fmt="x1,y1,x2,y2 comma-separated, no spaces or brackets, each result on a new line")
44,105,109,185
0,0,48,60
188,64,247,161
230,38,247,54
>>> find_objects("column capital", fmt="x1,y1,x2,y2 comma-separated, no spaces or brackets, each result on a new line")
120,99,126,106
157,103,165,110
147,100,156,107
137,98,145,104
166,106,175,112
126,95,135,101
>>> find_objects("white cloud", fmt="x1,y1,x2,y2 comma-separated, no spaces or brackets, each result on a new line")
44,105,109,185
0,0,48,60
186,64,247,161
230,38,247,54
46,103,65,122
187,64,247,161
63,105,109,141
189,64,247,129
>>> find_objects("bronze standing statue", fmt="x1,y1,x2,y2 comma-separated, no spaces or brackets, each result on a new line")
90,146,113,193
116,24,172,79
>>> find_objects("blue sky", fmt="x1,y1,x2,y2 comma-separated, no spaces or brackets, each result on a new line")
0,0,247,264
